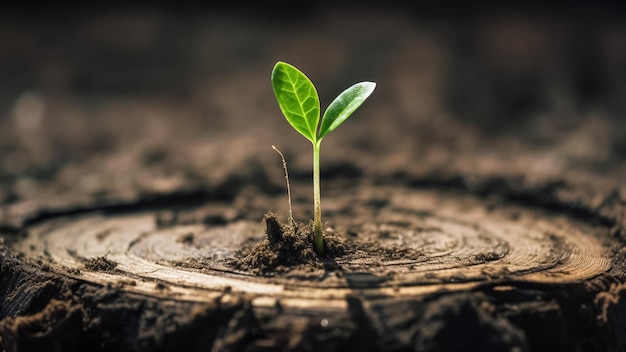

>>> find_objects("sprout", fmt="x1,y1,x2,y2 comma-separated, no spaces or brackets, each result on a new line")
271,61,376,254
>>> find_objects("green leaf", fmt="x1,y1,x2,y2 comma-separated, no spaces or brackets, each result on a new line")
318,82,376,140
271,62,320,143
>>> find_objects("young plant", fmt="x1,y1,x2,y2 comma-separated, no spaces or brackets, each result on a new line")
271,61,376,254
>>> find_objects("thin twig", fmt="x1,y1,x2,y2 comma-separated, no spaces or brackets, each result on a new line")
272,145,295,230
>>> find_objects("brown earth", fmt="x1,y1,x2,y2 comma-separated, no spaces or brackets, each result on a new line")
1,4,626,352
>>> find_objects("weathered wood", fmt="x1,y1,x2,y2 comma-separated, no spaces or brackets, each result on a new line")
2,176,625,351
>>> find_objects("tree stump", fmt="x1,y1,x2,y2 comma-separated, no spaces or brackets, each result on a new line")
2,174,625,351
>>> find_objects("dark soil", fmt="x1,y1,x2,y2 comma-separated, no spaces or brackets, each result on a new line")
1,3,626,352
229,212,346,274
83,255,117,272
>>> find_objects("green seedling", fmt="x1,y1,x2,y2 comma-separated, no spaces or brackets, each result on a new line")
271,61,376,254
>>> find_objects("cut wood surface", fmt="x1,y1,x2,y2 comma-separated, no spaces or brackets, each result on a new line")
10,185,616,302
2,175,625,351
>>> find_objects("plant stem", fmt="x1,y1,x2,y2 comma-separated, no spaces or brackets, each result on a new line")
313,141,324,254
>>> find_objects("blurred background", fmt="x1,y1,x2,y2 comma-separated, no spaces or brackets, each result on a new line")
1,1,625,211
